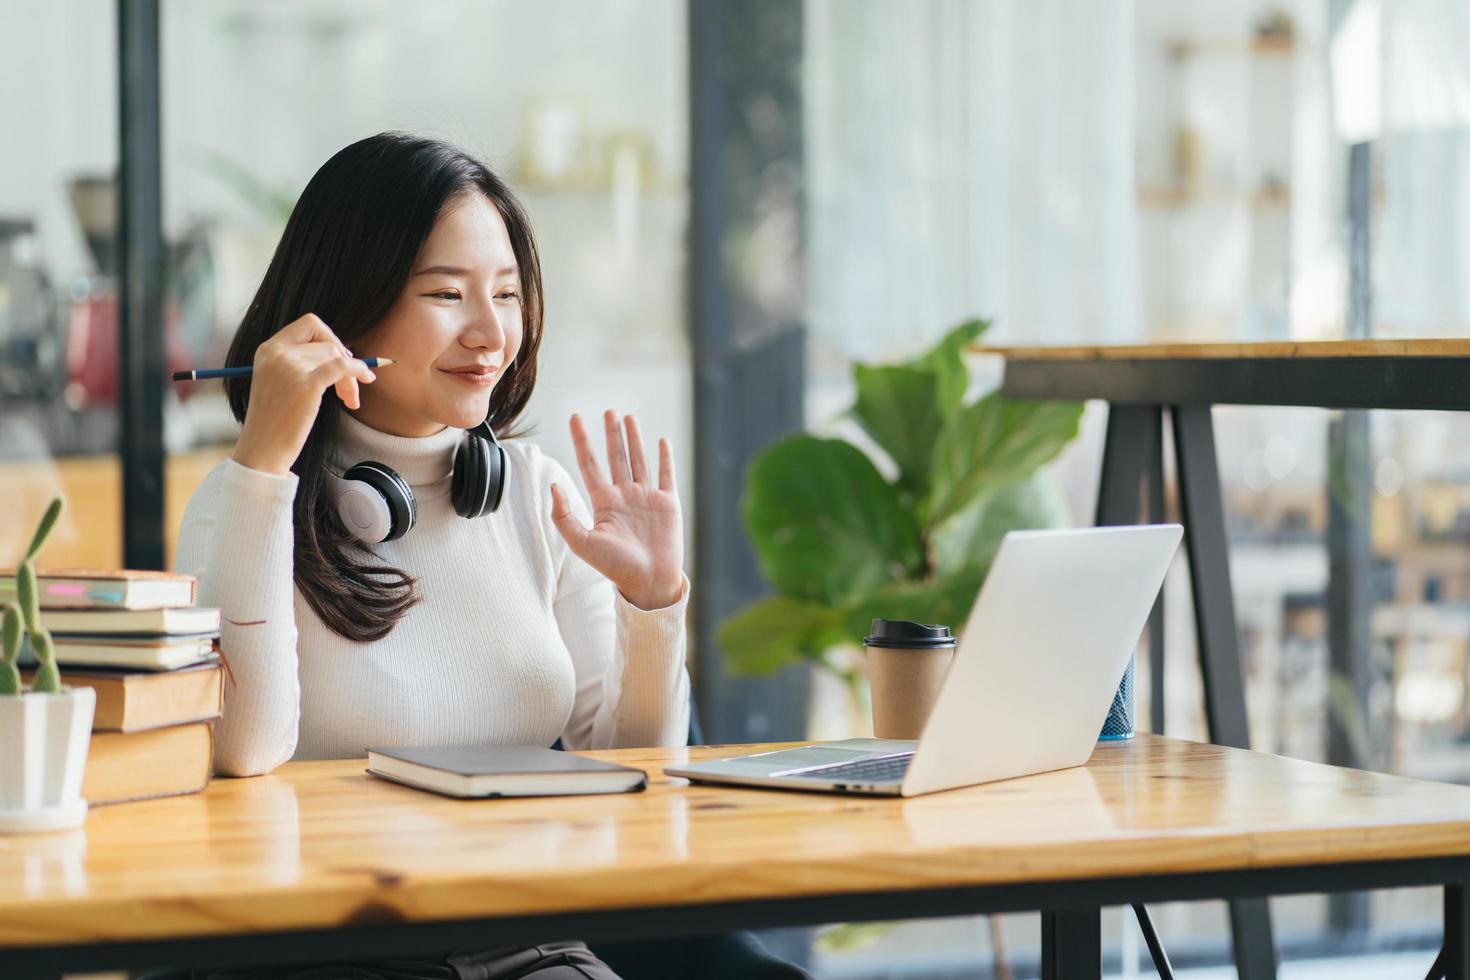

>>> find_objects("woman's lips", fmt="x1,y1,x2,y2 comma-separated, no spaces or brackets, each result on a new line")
441,366,500,387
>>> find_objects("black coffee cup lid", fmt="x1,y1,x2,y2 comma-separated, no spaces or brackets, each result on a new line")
864,619,955,649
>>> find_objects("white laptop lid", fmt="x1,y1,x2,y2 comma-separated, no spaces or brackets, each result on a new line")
900,524,1181,796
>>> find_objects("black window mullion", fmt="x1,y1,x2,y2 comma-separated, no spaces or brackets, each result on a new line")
117,0,166,570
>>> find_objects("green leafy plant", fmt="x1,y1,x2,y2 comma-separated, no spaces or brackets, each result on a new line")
717,320,1083,686
2,497,66,695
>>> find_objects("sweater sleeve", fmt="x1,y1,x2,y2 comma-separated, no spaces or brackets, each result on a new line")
541,456,691,751
175,458,302,776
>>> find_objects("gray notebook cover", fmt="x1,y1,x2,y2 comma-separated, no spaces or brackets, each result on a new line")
370,744,643,778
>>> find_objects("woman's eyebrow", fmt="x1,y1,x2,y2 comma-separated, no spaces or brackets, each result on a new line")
412,264,518,277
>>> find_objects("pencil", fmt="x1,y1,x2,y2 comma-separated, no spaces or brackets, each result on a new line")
172,357,394,382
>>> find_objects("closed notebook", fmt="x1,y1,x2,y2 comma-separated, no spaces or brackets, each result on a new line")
23,663,224,732
366,745,648,798
41,606,221,637
0,568,196,610
83,722,213,806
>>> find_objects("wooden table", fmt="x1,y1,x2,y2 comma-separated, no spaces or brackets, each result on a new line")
3,736,1470,979
979,339,1470,749
984,338,1470,977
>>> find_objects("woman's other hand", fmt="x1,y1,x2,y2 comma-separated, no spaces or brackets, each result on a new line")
232,314,377,476
551,411,685,610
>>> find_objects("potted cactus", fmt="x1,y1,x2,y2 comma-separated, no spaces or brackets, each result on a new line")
0,498,95,832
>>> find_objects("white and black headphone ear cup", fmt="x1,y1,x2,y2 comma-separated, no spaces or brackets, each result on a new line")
327,470,392,544
333,462,416,543
486,436,508,512
451,431,483,518
452,421,508,518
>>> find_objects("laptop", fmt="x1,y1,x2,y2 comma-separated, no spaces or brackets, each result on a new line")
666,524,1182,797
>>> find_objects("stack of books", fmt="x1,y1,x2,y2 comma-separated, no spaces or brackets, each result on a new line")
6,569,223,806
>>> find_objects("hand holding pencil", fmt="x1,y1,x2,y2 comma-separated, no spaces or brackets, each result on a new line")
173,357,392,382
226,313,385,477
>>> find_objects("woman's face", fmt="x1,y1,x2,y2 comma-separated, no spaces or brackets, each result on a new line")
352,192,525,437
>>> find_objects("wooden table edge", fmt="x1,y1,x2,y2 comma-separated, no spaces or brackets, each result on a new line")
4,736,1470,947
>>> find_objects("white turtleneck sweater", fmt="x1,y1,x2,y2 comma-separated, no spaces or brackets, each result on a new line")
176,414,691,776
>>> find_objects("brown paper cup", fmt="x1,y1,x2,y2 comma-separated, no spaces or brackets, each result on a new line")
866,644,956,741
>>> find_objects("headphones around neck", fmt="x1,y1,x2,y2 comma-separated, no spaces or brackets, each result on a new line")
328,420,508,545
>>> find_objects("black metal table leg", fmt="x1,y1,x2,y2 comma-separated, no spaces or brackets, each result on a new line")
1042,908,1101,979
1170,404,1252,749
1096,403,1155,741
1134,903,1177,980
1446,884,1469,979
1146,406,1167,734
1170,403,1278,980
1095,404,1153,526
1225,897,1278,980
1097,402,1169,734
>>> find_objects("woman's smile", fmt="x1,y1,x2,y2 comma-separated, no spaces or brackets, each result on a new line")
440,363,501,386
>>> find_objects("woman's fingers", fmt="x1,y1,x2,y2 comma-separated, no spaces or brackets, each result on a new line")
301,343,373,411
658,437,675,492
336,375,361,411
276,313,324,343
277,316,361,379
624,415,650,484
571,409,672,493
603,410,632,484
549,483,592,559
281,313,347,353
569,414,607,490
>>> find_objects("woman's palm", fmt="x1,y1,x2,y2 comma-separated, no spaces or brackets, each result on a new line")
550,411,685,610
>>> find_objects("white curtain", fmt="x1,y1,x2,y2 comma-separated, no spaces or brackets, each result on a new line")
803,0,1143,369
1375,0,1470,334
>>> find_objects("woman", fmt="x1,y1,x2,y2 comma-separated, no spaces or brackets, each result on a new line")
177,132,688,979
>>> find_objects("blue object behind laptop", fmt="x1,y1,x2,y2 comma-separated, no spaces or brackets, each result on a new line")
1100,655,1135,740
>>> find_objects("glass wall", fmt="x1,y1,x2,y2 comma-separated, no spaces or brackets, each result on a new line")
0,0,123,566
2,0,692,568
802,0,1470,974
159,0,693,561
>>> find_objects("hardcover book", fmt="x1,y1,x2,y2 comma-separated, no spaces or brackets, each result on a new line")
24,663,224,733
0,569,197,610
366,744,647,798
83,722,213,806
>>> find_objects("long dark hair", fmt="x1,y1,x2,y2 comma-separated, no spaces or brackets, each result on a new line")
223,132,544,642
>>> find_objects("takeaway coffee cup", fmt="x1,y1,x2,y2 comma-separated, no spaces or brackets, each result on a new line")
864,619,957,741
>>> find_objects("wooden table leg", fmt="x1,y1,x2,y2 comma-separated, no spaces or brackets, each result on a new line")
1042,908,1101,979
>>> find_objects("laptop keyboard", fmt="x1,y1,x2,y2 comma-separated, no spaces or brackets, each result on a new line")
780,752,914,783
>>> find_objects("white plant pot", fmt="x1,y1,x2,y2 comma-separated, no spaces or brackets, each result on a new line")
0,686,95,832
